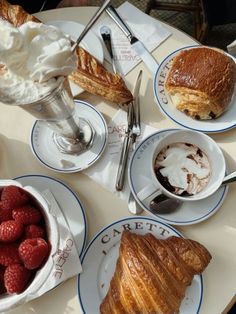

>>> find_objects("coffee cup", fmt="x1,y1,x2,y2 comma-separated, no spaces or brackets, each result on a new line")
137,130,226,204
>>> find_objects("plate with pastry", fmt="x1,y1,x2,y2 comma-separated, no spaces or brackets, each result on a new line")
46,20,104,96
78,216,212,314
154,45,236,133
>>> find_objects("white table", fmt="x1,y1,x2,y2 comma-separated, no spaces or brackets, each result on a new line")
2,6,235,314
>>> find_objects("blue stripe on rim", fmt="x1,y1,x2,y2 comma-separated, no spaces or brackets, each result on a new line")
13,174,88,258
30,100,107,173
153,45,236,133
77,216,203,314
128,128,228,225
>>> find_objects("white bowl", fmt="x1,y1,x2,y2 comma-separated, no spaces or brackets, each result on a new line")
0,180,59,312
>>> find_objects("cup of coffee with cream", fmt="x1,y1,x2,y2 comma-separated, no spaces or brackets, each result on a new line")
137,130,225,203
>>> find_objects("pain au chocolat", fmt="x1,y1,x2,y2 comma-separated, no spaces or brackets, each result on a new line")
0,0,133,105
100,231,211,314
165,47,236,120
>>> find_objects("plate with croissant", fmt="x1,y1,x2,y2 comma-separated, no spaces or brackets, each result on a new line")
154,45,236,133
78,217,212,314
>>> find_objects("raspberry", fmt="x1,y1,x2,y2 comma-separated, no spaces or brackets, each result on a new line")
0,202,12,222
19,238,49,270
25,225,45,239
1,186,29,210
12,205,42,225
0,243,21,266
0,220,24,242
4,264,31,294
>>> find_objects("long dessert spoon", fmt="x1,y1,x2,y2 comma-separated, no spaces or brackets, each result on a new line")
72,0,110,52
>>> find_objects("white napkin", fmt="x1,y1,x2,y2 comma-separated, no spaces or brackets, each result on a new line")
227,39,236,57
94,1,171,75
28,190,82,300
84,109,156,201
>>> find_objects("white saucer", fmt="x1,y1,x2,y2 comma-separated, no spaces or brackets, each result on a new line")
153,45,236,133
46,20,104,96
128,129,228,226
14,174,87,258
30,100,108,173
78,217,203,314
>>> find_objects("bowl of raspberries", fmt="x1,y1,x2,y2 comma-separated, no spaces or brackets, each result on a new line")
0,180,58,311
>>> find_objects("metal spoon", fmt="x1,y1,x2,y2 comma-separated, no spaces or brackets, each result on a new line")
149,170,236,214
71,0,110,52
100,25,117,73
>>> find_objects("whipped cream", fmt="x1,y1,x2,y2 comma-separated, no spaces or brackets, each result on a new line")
0,20,76,104
154,142,211,195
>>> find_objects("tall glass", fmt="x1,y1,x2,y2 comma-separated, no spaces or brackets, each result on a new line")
21,78,94,154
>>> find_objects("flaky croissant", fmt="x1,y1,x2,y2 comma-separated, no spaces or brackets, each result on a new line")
100,231,211,314
0,0,40,25
0,0,133,104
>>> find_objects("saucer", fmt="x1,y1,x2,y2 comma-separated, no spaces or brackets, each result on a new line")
153,45,236,133
30,100,108,173
128,129,228,226
14,174,87,257
46,20,104,96
78,217,203,314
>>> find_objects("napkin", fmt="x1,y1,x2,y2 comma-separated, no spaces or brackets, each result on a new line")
84,109,156,201
227,39,236,57
25,190,82,303
94,1,171,75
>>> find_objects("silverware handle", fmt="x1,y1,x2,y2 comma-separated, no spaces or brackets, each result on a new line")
222,170,236,185
105,5,133,41
72,0,110,52
100,26,117,74
116,135,131,191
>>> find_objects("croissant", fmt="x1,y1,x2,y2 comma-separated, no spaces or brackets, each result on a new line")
0,0,133,105
0,0,40,25
100,231,211,314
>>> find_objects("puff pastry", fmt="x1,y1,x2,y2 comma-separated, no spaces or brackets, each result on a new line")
165,47,236,120
0,0,133,105
69,47,133,104
0,0,40,25
100,231,211,314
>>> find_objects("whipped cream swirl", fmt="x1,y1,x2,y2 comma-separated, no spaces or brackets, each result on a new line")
155,142,211,195
0,20,76,104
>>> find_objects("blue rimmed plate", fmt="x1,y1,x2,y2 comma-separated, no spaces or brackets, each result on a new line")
14,174,87,257
78,216,203,314
128,128,228,225
153,45,236,133
30,100,108,173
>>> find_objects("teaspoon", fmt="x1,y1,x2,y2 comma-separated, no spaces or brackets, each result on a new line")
149,170,236,214
100,25,117,73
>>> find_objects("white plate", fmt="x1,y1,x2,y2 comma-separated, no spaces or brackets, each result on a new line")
78,217,203,314
30,100,108,173
128,129,228,225
14,174,87,258
153,45,236,133
46,20,104,96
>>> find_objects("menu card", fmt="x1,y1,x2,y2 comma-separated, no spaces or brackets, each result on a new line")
94,1,171,75
84,109,156,201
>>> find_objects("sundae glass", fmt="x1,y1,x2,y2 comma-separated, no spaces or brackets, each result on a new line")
0,20,94,154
